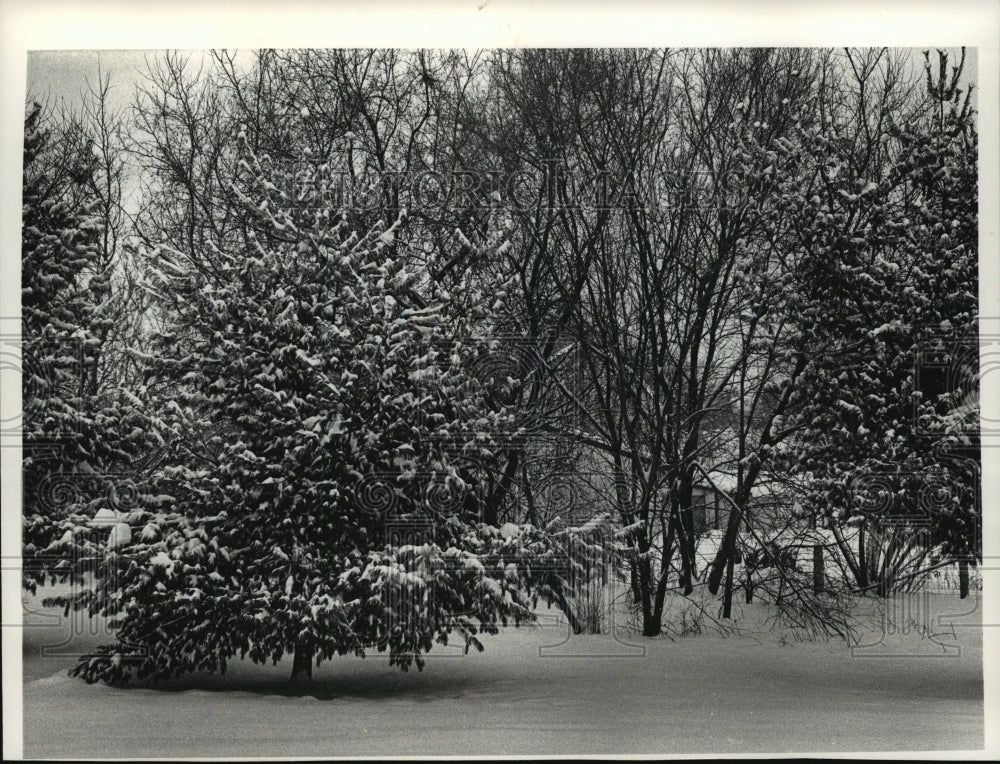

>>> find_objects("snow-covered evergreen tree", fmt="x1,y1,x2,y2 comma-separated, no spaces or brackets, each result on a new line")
764,51,978,594
21,101,149,590
52,138,548,685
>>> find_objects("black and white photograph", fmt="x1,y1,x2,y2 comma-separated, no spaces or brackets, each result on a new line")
2,1,998,759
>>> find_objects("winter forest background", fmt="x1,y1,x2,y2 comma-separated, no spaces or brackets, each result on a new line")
17,46,983,753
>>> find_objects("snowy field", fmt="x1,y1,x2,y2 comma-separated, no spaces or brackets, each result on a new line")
21,589,982,757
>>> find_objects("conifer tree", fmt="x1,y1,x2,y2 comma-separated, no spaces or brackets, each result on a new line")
54,139,546,685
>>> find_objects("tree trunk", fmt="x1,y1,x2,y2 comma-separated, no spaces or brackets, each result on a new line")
706,475,757,596
551,585,584,634
677,508,695,596
521,462,537,527
857,525,870,591
722,555,735,618
290,643,314,682
812,544,825,594
642,606,661,637
676,474,696,596
483,450,519,525
651,565,670,628
637,554,660,637
830,522,863,590
958,558,969,599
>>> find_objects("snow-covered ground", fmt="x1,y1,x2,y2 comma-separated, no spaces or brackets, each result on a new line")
20,588,982,757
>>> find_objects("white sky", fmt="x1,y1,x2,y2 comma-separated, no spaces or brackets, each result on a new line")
25,49,256,114
25,47,979,114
